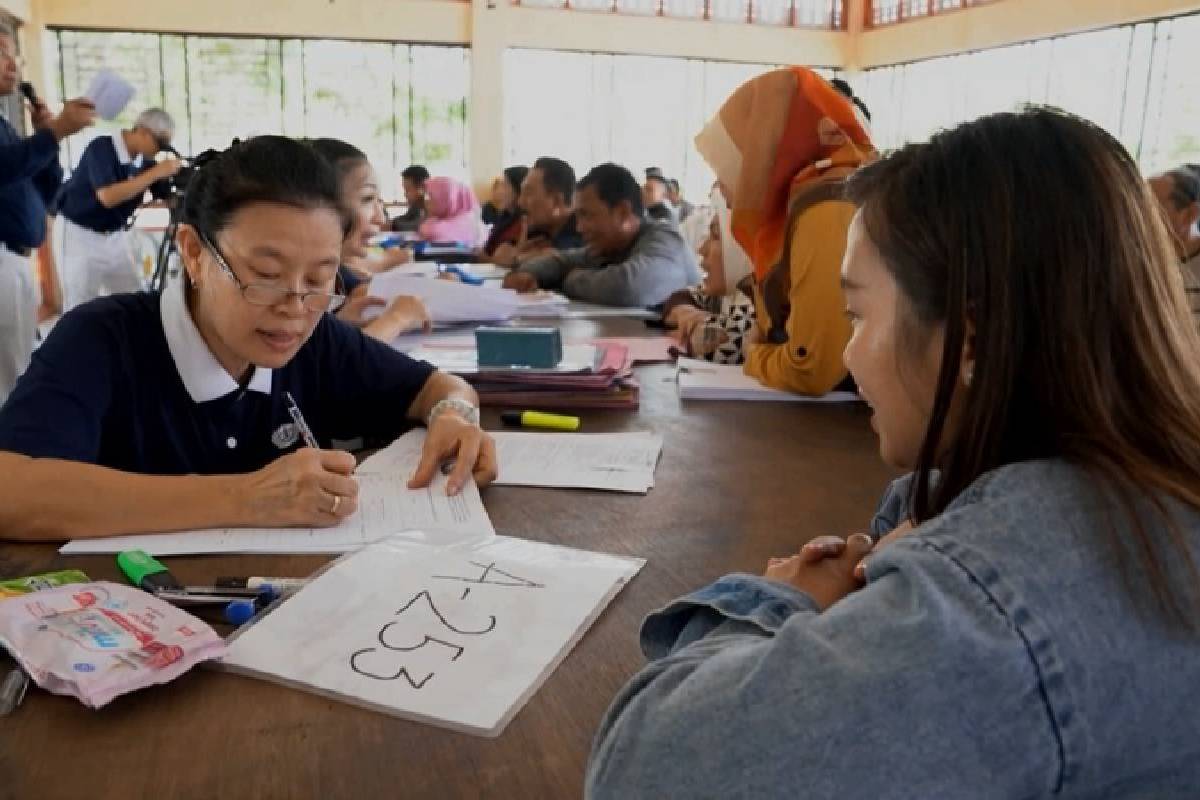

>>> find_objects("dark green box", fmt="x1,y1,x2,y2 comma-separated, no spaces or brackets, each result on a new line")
475,327,563,369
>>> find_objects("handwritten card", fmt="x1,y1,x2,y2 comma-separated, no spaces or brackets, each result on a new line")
219,534,644,736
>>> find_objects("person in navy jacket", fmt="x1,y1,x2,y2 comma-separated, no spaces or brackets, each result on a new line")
0,135,497,541
0,30,94,402
58,107,180,310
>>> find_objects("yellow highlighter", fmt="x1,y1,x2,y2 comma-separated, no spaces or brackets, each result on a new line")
500,410,581,432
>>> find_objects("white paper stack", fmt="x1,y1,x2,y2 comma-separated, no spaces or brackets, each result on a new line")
405,344,600,375
59,432,495,556
364,270,522,323
513,297,654,320
677,358,861,403
512,291,571,316
490,431,663,494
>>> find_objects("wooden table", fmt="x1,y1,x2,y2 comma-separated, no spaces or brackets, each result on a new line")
0,318,897,800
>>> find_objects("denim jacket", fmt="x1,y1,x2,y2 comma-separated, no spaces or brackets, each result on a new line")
587,460,1200,799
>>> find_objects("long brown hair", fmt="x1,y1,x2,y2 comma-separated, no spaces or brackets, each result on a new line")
846,107,1200,623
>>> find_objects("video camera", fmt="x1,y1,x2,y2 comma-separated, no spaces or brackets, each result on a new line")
149,145,222,201
148,145,224,291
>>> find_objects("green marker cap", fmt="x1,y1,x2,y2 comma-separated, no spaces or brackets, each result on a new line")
116,550,181,592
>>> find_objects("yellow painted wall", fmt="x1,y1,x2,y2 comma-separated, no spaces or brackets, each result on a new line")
22,0,1200,181
34,0,471,43
0,1,31,22
857,0,1200,68
31,0,842,185
499,5,842,66
34,0,841,66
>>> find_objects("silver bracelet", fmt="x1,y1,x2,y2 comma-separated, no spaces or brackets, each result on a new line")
426,397,480,428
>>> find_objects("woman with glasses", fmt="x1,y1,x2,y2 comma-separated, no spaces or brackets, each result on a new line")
0,135,496,541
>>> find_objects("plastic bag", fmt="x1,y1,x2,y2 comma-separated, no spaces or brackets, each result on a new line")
0,569,90,599
0,581,226,709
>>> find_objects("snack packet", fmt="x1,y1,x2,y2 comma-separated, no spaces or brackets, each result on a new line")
0,570,91,599
0,582,226,708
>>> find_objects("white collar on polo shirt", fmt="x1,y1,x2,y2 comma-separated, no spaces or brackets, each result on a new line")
160,273,273,403
111,131,133,166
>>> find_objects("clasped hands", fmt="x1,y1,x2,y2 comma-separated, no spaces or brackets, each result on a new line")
764,521,914,610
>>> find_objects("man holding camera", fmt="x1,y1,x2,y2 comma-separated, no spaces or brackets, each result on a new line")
58,107,179,311
0,30,94,402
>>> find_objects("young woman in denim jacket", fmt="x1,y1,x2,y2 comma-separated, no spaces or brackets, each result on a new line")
587,108,1200,799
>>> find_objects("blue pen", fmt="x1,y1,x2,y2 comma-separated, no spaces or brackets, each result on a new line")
374,233,406,250
439,265,484,286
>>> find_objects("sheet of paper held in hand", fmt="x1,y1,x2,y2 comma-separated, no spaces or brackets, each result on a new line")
219,533,644,737
59,432,494,556
84,68,136,120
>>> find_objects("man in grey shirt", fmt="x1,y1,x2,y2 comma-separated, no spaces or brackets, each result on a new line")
503,163,700,307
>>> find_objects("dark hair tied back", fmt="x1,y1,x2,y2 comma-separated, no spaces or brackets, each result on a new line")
181,135,352,239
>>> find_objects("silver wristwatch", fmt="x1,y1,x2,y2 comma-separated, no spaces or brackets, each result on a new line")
426,397,481,427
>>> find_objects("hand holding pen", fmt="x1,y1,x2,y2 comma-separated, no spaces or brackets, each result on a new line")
235,394,359,527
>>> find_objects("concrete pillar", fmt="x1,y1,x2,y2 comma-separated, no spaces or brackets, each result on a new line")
468,0,506,195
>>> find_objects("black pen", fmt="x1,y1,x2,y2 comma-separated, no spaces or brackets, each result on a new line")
285,391,319,449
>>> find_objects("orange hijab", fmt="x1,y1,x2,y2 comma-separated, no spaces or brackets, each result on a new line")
695,67,875,280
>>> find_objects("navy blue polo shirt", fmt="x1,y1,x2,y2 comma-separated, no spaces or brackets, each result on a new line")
0,119,63,250
58,134,153,234
338,264,366,295
0,279,437,475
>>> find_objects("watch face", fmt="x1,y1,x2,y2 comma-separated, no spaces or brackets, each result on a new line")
432,399,479,427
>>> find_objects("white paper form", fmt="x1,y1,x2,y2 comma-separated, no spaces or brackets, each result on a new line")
362,270,522,323
60,434,495,556
677,358,862,403
513,300,656,320
488,431,663,493
405,344,599,375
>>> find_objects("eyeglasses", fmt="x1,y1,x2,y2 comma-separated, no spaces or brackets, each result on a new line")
200,233,346,313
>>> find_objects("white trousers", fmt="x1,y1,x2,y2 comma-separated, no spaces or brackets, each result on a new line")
61,217,141,312
0,246,38,404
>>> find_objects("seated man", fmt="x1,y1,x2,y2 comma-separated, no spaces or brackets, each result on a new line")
643,167,675,222
504,163,700,307
391,164,428,232
492,156,582,269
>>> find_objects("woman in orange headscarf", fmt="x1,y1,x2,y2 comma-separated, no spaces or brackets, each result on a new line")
695,67,875,395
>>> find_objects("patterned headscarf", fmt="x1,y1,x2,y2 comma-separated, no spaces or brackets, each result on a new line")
695,67,875,280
